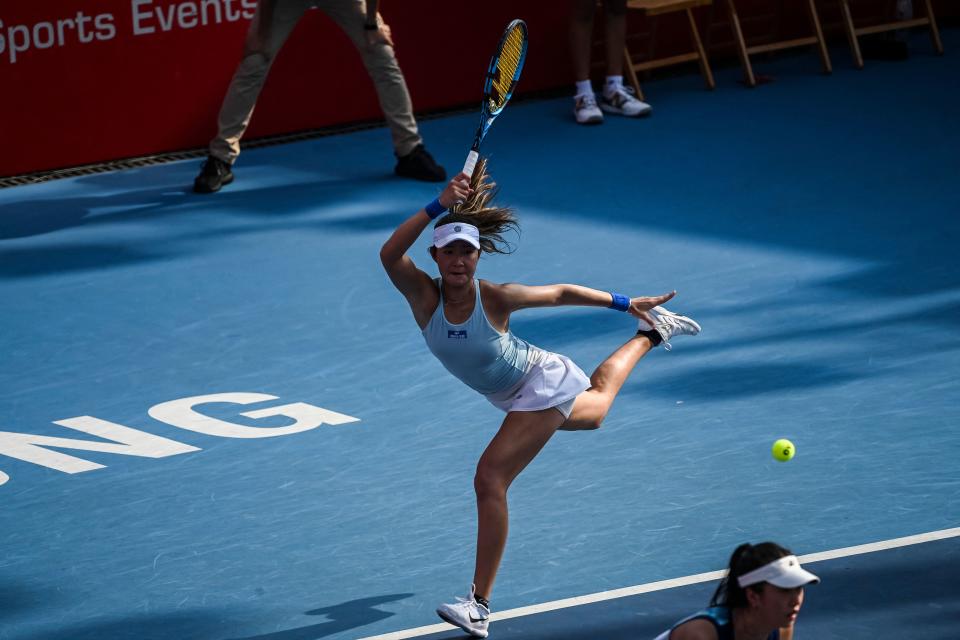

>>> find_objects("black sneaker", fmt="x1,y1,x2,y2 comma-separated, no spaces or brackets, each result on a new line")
193,156,234,193
395,144,446,182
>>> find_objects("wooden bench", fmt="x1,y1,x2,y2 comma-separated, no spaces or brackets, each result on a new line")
622,0,716,101
726,0,832,87
837,0,944,69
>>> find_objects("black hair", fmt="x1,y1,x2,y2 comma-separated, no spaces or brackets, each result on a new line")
710,542,793,608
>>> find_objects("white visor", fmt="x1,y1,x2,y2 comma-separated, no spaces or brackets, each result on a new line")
433,222,480,249
737,555,820,589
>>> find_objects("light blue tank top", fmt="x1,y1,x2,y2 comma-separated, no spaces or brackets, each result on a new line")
422,279,531,395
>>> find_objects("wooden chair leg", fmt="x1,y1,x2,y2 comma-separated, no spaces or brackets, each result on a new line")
923,0,944,55
686,8,715,90
726,0,756,87
622,46,646,102
806,0,832,74
838,0,864,69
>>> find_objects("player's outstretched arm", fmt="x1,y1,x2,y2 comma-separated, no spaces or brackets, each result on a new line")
492,283,675,327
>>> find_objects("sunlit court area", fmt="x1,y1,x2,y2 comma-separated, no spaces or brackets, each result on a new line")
1,2,958,639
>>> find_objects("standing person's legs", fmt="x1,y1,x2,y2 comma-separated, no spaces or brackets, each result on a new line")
322,0,422,157
597,0,652,117
209,0,309,164
603,0,627,78
570,0,596,86
323,0,444,180
570,0,603,124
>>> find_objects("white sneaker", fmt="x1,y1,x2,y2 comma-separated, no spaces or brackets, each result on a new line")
574,93,604,124
639,306,701,350
600,85,652,117
436,584,490,638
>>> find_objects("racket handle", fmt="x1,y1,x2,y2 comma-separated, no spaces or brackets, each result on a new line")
462,150,479,177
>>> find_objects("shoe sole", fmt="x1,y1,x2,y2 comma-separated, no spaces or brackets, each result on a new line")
653,306,701,334
599,104,653,117
436,609,489,638
193,173,234,194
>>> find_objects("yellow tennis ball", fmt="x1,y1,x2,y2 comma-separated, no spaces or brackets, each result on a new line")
772,438,795,462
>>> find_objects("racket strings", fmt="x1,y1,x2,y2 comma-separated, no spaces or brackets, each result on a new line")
489,27,526,110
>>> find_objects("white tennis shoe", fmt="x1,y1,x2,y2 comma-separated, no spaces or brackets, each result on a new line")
600,85,652,117
574,93,604,124
639,306,701,350
436,584,490,638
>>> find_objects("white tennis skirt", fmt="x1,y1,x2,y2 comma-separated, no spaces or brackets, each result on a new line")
485,348,591,419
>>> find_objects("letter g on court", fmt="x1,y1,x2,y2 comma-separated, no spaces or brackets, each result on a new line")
148,392,359,438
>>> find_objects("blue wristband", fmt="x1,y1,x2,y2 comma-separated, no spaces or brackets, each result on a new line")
609,292,630,312
425,198,447,220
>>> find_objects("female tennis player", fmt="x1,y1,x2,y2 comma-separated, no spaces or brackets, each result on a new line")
655,542,820,640
380,159,700,638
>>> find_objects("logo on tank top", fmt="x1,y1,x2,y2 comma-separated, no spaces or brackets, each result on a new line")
448,330,468,339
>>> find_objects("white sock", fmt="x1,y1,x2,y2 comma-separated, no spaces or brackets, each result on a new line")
604,75,624,96
574,80,594,98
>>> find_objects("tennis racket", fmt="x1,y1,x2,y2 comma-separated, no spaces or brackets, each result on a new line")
462,19,528,177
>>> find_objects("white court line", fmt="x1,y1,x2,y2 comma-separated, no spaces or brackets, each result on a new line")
357,526,960,640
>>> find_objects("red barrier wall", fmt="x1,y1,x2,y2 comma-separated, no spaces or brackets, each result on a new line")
1,2,571,177
1,1,955,178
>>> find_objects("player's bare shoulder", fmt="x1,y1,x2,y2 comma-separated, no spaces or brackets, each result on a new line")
477,281,522,327
670,618,720,640
481,280,523,308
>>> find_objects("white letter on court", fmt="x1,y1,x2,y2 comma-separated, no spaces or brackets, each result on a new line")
148,393,359,439
0,417,200,477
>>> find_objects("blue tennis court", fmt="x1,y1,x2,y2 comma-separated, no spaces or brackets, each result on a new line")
1,30,957,640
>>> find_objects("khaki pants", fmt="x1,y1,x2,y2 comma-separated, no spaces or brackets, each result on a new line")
209,0,422,164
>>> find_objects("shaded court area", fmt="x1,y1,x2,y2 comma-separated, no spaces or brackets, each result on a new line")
398,532,960,639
